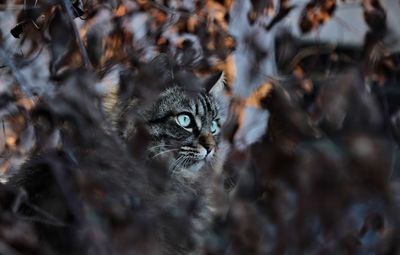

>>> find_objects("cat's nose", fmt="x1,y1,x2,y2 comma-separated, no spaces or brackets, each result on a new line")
199,135,215,154
203,143,215,154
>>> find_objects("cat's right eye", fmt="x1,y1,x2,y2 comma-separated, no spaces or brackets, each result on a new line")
176,114,192,128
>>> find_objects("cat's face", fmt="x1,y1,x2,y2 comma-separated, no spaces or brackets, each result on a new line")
144,75,228,177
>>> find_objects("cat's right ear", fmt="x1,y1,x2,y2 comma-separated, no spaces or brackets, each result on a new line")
207,72,230,119
208,72,225,97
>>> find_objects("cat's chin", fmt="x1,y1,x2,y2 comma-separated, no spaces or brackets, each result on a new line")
186,160,206,172
175,161,207,181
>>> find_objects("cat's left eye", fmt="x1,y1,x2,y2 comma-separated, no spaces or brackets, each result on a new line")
210,120,219,134
176,114,192,128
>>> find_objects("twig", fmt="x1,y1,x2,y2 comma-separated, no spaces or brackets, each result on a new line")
12,189,67,227
265,0,296,31
16,214,67,227
17,43,46,68
0,47,34,98
288,45,336,71
0,242,24,255
2,120,5,140
0,4,25,10
58,0,93,70
149,1,194,18
50,161,84,225
148,0,230,36
333,15,363,36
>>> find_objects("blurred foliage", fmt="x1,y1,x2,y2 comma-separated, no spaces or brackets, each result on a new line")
1,0,400,254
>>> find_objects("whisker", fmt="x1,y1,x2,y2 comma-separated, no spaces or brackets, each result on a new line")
181,146,198,152
148,144,174,151
180,157,192,170
170,156,185,175
151,148,179,159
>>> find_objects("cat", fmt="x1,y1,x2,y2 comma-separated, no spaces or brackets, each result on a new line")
134,72,230,255
8,62,230,254
105,55,230,182
128,80,227,178
106,62,231,254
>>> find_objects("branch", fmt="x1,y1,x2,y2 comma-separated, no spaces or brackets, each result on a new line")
0,47,34,98
58,0,93,70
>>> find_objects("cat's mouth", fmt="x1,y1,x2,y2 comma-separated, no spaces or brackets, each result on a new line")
149,145,215,173
168,153,213,173
183,147,215,162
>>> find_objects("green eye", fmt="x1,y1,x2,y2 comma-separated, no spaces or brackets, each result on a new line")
210,120,219,134
176,114,191,128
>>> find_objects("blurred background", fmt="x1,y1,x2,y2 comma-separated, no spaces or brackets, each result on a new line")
1,0,400,254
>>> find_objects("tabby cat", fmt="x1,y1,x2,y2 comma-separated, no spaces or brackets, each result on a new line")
111,67,231,253
107,60,230,183
9,65,230,255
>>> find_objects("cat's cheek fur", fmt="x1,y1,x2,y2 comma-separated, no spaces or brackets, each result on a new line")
188,161,205,172
197,146,208,160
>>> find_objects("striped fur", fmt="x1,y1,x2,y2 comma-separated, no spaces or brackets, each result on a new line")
143,78,228,180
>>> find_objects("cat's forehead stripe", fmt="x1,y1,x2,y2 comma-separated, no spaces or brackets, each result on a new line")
205,94,218,119
204,94,213,114
198,94,218,119
193,101,199,115
200,93,210,112
198,93,215,117
197,96,205,115
208,95,218,119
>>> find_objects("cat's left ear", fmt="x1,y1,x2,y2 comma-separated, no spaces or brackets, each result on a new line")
207,72,226,98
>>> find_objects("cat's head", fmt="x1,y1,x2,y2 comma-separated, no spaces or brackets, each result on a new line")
143,73,229,178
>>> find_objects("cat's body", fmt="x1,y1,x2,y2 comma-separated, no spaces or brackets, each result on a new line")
8,65,230,254
109,70,230,254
